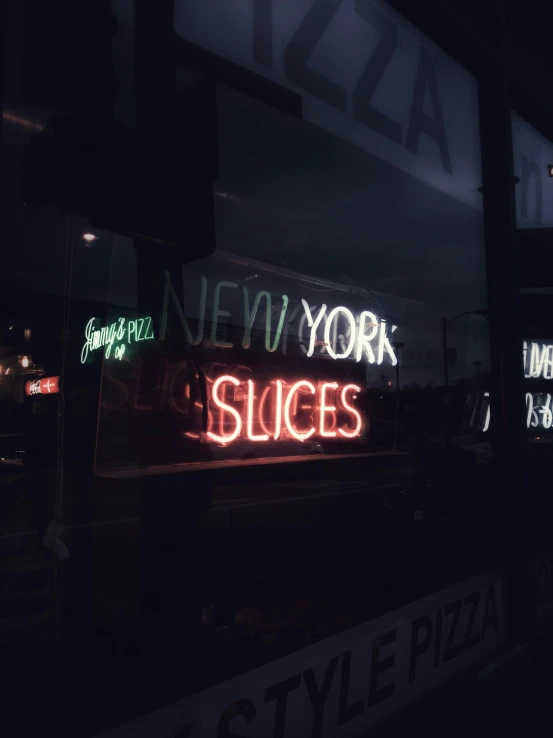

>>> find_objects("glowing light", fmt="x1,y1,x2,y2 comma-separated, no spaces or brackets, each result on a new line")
154,273,400,364
301,301,327,358
356,312,378,363
338,384,363,438
207,375,242,443
319,382,338,437
25,376,60,396
483,392,490,433
211,281,238,348
82,232,99,243
258,385,273,439
20,356,30,368
258,381,283,440
81,316,154,363
246,380,269,441
541,394,553,429
284,380,316,441
377,321,398,366
482,390,553,433
275,380,283,440
324,307,356,360
526,392,539,428
524,341,553,379
242,289,289,352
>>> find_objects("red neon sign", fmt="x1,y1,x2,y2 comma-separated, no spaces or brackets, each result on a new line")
25,376,60,396
203,375,362,444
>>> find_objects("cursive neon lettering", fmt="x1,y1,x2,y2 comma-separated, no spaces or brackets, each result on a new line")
81,315,154,363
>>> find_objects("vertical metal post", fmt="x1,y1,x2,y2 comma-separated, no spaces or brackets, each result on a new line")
479,0,529,643
442,317,449,388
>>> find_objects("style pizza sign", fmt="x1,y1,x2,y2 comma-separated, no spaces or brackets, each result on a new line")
96,571,504,738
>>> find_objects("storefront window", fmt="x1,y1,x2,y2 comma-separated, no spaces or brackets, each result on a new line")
94,0,492,475
3,2,496,734
512,110,553,518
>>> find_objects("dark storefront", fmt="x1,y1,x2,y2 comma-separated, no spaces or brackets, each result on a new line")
2,1,553,736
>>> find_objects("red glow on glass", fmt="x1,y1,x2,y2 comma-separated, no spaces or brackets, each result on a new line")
25,376,60,396
319,382,338,437
338,384,362,438
284,380,316,441
200,374,362,445
207,375,242,443
258,381,283,440
246,379,269,441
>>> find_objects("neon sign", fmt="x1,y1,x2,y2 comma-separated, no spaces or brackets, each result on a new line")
203,375,362,444
526,393,553,430
81,316,154,363
476,391,553,432
25,376,60,396
164,276,398,366
523,341,553,379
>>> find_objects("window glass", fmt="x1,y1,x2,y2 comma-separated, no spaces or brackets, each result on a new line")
512,110,553,229
97,0,491,473
3,2,496,734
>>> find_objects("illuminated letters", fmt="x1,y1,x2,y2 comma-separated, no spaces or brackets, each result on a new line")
242,289,289,352
143,272,400,367
258,381,283,440
301,301,328,358
319,382,338,437
377,320,397,366
523,341,553,379
246,379,269,441
207,375,242,443
324,307,356,360
482,391,553,433
356,311,378,363
284,380,317,441
191,374,365,445
338,384,363,438
81,316,152,363
299,299,397,366
211,281,238,349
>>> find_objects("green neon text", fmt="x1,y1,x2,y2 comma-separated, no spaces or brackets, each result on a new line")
81,316,154,363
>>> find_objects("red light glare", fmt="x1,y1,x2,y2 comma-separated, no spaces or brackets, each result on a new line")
25,376,60,396
201,374,362,445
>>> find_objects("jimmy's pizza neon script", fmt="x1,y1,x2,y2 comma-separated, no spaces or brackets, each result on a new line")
82,278,399,366
81,316,154,363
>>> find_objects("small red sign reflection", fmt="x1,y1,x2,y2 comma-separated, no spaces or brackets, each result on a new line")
25,376,60,396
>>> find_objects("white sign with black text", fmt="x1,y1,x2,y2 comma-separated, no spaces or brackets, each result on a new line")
97,570,504,738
